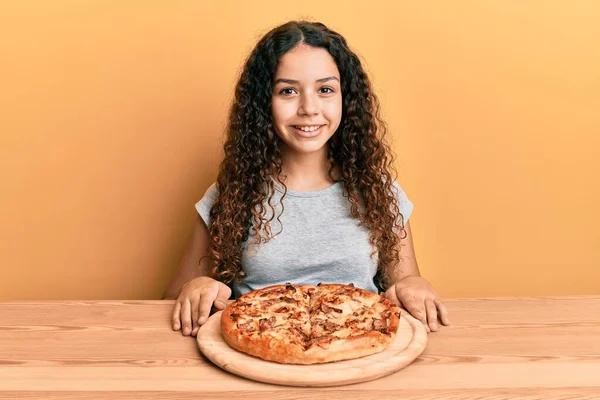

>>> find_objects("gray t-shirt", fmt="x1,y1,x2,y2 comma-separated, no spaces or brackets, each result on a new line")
195,180,413,299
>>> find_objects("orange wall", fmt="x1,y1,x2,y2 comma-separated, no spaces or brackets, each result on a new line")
1,1,598,300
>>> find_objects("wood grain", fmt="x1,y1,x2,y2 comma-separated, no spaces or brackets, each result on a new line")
0,296,599,399
197,310,427,386
1,388,600,400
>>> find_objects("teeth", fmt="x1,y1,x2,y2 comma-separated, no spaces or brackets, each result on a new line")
295,125,322,132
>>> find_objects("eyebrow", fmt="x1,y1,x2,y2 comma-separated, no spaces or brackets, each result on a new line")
273,76,339,85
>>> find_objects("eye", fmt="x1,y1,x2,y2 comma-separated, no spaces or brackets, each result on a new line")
319,87,335,94
279,88,297,96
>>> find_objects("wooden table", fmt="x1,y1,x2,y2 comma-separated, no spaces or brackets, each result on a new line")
1,296,599,399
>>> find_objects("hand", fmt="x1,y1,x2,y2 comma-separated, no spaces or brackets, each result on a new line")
384,276,450,333
171,276,231,337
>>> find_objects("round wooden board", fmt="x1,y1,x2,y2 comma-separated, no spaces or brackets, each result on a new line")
197,310,427,387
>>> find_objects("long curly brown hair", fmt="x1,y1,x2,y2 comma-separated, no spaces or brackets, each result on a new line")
207,21,407,291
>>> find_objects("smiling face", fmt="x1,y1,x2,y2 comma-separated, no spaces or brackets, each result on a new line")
271,44,343,161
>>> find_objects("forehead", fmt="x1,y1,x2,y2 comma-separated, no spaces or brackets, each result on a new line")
274,44,340,81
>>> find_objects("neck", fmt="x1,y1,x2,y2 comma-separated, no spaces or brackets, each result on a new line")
279,146,339,192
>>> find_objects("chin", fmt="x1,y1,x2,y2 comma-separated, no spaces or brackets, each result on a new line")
290,141,329,154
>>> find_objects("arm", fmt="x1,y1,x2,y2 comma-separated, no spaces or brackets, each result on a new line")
386,221,421,284
162,214,213,300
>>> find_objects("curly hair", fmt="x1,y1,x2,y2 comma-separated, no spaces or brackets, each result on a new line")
206,21,407,290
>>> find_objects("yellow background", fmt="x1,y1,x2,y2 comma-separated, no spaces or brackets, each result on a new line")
1,1,598,300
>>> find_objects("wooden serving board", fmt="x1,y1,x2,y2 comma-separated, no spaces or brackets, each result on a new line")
197,310,427,387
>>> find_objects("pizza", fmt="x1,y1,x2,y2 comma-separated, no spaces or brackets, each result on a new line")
220,283,401,364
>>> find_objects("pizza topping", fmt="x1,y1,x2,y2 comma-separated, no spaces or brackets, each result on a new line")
323,320,340,332
309,335,334,348
261,287,287,297
285,283,297,292
273,306,290,313
259,316,277,332
362,318,374,331
230,313,240,321
243,308,261,317
291,326,310,342
373,318,386,331
236,302,262,317
372,317,393,334
320,303,342,314
237,320,257,332
334,285,355,296
293,310,307,319
261,298,279,307
279,296,297,304
324,295,342,305
344,318,358,328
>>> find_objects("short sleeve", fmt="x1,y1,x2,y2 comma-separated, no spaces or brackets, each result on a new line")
392,181,414,224
194,183,219,228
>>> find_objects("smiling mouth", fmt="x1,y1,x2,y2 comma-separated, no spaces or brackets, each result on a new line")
292,125,326,132
289,125,327,138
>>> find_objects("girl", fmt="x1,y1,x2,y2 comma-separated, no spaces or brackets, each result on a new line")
164,21,450,337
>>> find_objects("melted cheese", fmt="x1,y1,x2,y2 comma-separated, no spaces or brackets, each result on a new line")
229,284,395,346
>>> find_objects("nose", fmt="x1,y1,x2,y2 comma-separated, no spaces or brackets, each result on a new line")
298,92,319,116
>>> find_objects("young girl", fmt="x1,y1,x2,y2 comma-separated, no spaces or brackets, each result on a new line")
164,21,450,337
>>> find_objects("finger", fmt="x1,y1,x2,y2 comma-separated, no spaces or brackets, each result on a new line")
191,297,201,337
171,301,182,331
181,299,192,336
384,286,401,306
400,294,430,333
425,298,439,332
198,282,220,326
434,298,451,326
213,284,232,310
